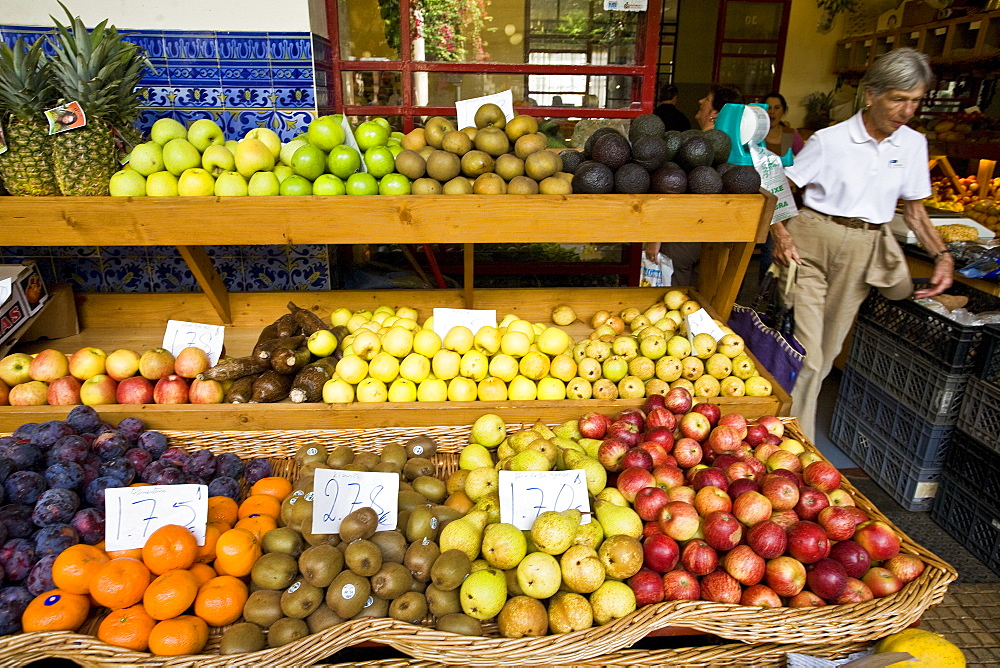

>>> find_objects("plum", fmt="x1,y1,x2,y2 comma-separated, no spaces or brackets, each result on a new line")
70,508,105,545
99,458,136,486
30,420,76,450
92,431,128,461
4,443,44,472
207,476,240,500
44,462,84,491
0,539,36,582
0,506,34,539
150,467,184,486
159,446,189,469
32,488,80,526
0,437,16,451
66,405,101,433
33,524,79,557
5,471,46,505
80,454,101,487
137,431,168,459
12,423,38,441
25,554,57,596
123,448,152,476
244,458,272,485
116,417,145,444
214,452,243,480
0,458,14,486
184,449,217,479
141,460,168,484
84,476,123,509
94,422,116,435
46,436,90,467
0,586,34,635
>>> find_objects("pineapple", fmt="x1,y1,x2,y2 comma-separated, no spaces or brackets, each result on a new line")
46,5,148,196
0,37,60,196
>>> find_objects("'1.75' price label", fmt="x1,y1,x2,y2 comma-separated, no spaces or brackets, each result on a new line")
105,484,208,551
312,469,399,535
499,470,591,530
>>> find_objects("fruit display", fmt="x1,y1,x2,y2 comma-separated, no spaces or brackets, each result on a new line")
927,172,1000,217
912,111,1000,143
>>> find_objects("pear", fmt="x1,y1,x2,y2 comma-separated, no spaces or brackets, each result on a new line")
516,552,562,599
593,500,642,539
596,487,630,507
509,429,542,452
573,518,604,549
470,414,506,448
481,523,527,570
459,568,507,620
509,449,551,472
530,510,580,556
532,421,557,440
553,419,582,442
459,443,494,470
590,580,637,626
570,456,607,496
439,517,482,562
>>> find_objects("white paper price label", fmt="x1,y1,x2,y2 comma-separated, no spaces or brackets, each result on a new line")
685,308,726,345
432,308,498,340
162,320,224,366
312,469,399,534
455,90,515,131
499,470,591,530
105,484,208,551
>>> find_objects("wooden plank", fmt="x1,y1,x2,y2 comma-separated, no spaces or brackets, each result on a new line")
175,246,232,324
712,241,756,321
463,243,475,308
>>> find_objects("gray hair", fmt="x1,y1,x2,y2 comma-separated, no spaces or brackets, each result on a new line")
861,48,934,97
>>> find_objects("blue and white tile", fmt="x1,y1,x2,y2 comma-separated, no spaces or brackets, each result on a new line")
216,32,269,60
235,110,314,141
1,246,44,259
167,59,222,85
102,257,153,293
268,34,312,61
141,59,170,86
99,246,146,259
140,86,174,108
150,256,197,293
203,245,243,258
289,257,331,290
272,87,314,108
125,33,166,59
147,246,178,259
57,258,105,292
173,86,224,108
287,244,328,260
243,245,289,261
163,33,218,60
51,246,99,258
273,66,315,83
212,258,245,292
219,61,272,85
244,257,292,291
224,87,274,109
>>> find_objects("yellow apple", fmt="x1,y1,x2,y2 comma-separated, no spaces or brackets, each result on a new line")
432,349,461,380
381,326,414,358
478,377,508,401
356,377,388,402
488,353,520,383
399,353,431,383
519,351,550,381
388,378,418,402
330,307,352,327
500,331,531,357
367,352,400,383
417,377,448,402
460,350,489,382
413,329,442,357
508,375,537,401
448,376,478,401
537,377,566,400
335,354,369,385
444,326,475,354
323,377,355,403
536,327,571,356
473,326,502,355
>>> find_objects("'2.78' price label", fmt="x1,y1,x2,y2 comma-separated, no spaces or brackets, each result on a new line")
499,470,591,530
312,469,399,535
104,484,208,551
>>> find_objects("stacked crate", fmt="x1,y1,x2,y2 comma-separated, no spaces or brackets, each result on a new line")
830,282,1000,510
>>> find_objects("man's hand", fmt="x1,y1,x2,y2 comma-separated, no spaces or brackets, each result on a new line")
644,242,661,262
770,221,801,267
914,254,954,298
902,199,955,299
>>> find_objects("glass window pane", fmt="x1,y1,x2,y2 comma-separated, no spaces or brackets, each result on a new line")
723,2,783,41
411,72,638,110
341,70,403,106
717,56,776,99
339,0,399,60
721,42,777,55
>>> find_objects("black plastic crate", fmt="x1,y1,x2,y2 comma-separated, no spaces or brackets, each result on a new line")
931,474,1000,576
943,430,1000,516
859,280,1000,374
976,324,1000,390
957,376,1000,455
834,365,955,468
846,319,968,423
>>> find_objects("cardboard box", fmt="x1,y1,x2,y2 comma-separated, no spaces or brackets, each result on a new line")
0,261,49,349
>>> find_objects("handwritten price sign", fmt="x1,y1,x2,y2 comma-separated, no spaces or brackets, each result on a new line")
499,470,591,530
162,320,225,365
312,469,399,535
432,308,497,340
105,484,208,551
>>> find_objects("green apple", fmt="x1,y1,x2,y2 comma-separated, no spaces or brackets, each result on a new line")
201,144,236,175
379,173,411,195
146,171,179,196
128,142,164,176
364,146,395,178
150,118,187,146
291,143,327,181
279,139,308,166
244,127,281,159
273,164,294,183
307,114,347,151
235,138,276,178
373,117,392,131
355,120,391,151
346,172,378,195
313,174,346,195
177,167,216,196
162,138,201,176
307,329,338,357
279,174,313,195
327,145,361,179
248,171,280,196
214,171,248,196
224,139,239,153
388,144,403,157
187,118,225,152
390,131,405,141
109,169,146,196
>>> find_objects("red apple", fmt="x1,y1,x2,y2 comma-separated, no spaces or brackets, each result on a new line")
786,521,831,564
828,540,871,579
712,453,738,472
853,521,900,561
882,554,925,585
692,402,721,426
746,520,787,559
769,509,800,530
806,558,848,600
724,544,765,585
834,577,873,604
692,467,728,493
862,566,903,598
68,347,107,381
827,488,857,507
47,375,82,405
645,407,676,430
694,486,732,516
700,569,742,604
621,447,655,471
28,349,70,382
643,521,664,539
598,438,630,472
707,425,742,454
732,491,772,527
761,474,800,511
658,501,701,542
153,374,190,404
188,378,225,404
666,485,695,505
138,347,175,380
661,569,700,601
116,375,155,404
628,569,665,607
744,424,769,447
579,412,612,439
0,379,8,406
702,510,742,551
642,533,680,573
616,466,656,502
726,461,762,487
727,478,759,499
681,539,718,576
762,433,783,446
634,486,670,521
642,425,675,450
717,413,748,439
754,442,781,464
79,374,118,405
788,591,826,608
607,421,641,448
615,408,646,431
766,449,802,473
768,468,800,486
730,443,755,462
765,555,807,597
798,451,824,469
9,380,50,406
740,583,782,607
679,412,711,442
639,439,672,468
817,505,863,542
757,415,784,438
104,348,141,381
664,387,693,414
803,461,842,493
685,464,707,485
794,487,830,521
173,346,211,379
643,394,666,414
652,464,685,490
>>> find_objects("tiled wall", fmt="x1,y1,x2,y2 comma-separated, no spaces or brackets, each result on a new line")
0,25,337,292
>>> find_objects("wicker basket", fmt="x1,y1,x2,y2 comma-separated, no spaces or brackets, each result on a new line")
0,420,956,667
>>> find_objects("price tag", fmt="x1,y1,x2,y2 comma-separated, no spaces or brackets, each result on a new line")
455,90,515,131
162,320,225,365
312,469,399,534
105,484,208,551
685,308,726,344
499,470,591,530
604,0,647,10
432,308,497,340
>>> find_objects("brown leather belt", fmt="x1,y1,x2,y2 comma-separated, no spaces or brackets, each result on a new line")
806,208,882,231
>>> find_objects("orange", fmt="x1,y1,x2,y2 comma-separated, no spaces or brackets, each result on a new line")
106,546,143,560
193,575,248,627
129,482,151,487
142,525,198,575
250,476,292,500
148,615,209,656
188,563,217,588
238,494,281,520
96,603,157,652
234,514,278,540
213,528,260,578
207,496,238,528
21,589,91,632
51,544,110,595
90,558,151,610
194,523,223,564
143,569,199,621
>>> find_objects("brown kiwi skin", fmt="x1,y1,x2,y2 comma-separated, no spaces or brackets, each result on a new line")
369,530,407,564
344,539,382,577
405,435,438,458
220,622,267,655
338,507,378,543
267,617,310,648
404,539,441,583
403,457,435,481
327,571,372,618
389,591,428,624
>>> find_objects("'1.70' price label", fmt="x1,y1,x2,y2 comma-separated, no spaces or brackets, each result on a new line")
104,484,208,551
499,469,591,530
312,469,399,535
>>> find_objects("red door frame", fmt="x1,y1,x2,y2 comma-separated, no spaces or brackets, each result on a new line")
712,0,792,93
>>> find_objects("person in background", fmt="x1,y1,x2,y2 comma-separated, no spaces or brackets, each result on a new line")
653,84,691,132
771,48,952,441
758,92,805,280
647,84,745,286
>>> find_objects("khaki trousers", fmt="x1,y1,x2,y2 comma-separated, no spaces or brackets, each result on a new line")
784,208,910,442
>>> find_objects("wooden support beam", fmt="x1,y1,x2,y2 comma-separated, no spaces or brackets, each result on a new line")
175,246,232,324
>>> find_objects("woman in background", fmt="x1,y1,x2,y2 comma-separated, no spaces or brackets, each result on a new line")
759,92,804,279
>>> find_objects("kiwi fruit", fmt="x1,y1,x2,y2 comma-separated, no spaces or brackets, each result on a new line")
431,549,472,591
280,494,303,527
267,617,310,648
389,591,428,624
426,150,461,182
412,178,443,195
369,530,407,564
345,539,382,577
409,578,428,593
299,544,344,588
403,457,435,481
394,149,427,180
352,451,380,471
404,538,440,583
436,612,483,636
398,480,414,493
219,622,267,655
288,492,314,529
300,522,337,547
405,435,438,458
327,571,372,618
280,580,325,619
373,461,402,474
406,505,440,543
261,527,305,557
243,589,284,628
380,443,408,469
298,461,325,479
371,562,415,600
412,476,447,504
352,594,390,620
295,443,327,466
398,490,429,513
306,604,344,634
433,505,463,528
251,552,299,590
338,506,378,543
426,583,462,617
326,445,355,469
397,509,412,533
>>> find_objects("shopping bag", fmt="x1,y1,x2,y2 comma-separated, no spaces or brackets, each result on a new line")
639,252,674,287
728,263,805,392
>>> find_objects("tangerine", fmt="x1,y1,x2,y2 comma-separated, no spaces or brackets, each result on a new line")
51,544,110,595
193,575,248,627
21,589,91,632
250,476,292,500
194,523,223,564
234,514,278,540
188,563,217,588
143,569,199,621
90,558,151,610
96,603,157,652
148,615,209,656
213,528,260,578
142,525,198,575
238,494,281,520
207,496,238,528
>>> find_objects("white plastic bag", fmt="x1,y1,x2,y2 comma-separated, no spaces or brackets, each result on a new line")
640,252,673,287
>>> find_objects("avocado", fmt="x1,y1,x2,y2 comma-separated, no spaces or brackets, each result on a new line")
716,162,736,177
687,165,724,194
631,136,668,171
591,133,632,170
721,165,762,194
614,162,650,194
628,113,666,144
559,150,586,174
650,163,687,194
681,128,703,139
703,129,733,165
677,136,714,172
583,127,621,157
663,131,684,162
571,161,615,194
